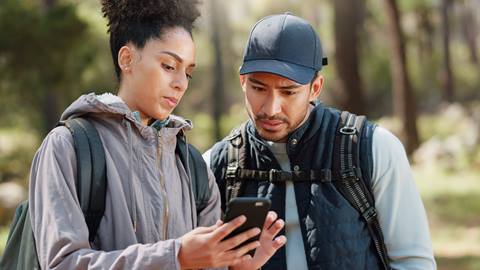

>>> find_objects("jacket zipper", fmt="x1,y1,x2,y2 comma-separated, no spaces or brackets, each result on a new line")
157,133,169,240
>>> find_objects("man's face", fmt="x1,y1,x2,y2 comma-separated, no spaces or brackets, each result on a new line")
119,27,196,122
240,72,323,142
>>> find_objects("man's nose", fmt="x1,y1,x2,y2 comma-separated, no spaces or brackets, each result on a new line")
261,94,282,117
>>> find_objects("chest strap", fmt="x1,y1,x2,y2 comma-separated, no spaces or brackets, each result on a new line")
228,168,333,183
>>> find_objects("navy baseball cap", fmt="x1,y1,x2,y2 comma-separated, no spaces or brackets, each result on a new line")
239,13,328,85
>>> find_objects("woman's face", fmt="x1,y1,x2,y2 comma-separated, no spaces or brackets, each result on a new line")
118,26,196,123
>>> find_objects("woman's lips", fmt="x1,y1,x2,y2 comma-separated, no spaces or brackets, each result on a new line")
164,97,178,107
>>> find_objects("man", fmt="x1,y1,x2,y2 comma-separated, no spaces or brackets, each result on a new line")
204,13,436,270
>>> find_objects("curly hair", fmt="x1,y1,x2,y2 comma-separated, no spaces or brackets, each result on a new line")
101,0,201,80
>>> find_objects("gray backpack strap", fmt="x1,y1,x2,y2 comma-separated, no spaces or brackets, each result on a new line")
332,111,391,270
176,133,210,214
63,117,107,243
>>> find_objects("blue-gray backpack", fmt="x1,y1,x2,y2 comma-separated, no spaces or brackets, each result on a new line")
0,117,210,270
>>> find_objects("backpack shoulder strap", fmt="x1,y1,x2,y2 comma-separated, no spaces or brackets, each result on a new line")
61,117,107,243
176,134,210,214
332,111,391,270
225,123,247,204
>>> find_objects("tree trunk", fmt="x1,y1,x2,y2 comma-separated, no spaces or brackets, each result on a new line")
441,0,454,103
333,0,366,115
460,1,479,66
414,6,434,61
210,0,225,141
41,0,60,135
41,90,60,133
382,0,419,155
42,0,56,9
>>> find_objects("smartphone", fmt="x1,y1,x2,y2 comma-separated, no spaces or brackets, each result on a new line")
223,197,271,253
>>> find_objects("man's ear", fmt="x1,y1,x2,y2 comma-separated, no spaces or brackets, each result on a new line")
118,45,135,74
309,74,324,101
239,74,247,92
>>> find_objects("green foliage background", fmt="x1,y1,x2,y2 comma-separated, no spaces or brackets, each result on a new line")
0,0,479,269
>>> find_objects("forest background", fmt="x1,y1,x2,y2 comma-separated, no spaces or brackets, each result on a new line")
0,0,479,269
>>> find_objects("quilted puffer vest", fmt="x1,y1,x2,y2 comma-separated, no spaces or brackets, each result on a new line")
209,104,381,269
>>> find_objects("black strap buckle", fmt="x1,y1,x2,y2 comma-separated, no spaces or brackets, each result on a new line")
340,167,360,181
269,169,279,182
340,166,363,181
340,126,357,135
362,206,377,223
226,166,238,179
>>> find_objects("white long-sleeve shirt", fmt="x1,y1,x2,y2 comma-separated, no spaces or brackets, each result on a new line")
203,126,436,270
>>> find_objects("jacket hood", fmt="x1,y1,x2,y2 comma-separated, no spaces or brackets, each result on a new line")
60,92,193,136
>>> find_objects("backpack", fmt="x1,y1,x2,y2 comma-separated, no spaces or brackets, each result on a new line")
0,117,210,270
224,111,391,270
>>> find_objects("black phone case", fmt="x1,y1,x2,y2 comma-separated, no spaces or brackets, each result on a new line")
223,197,271,254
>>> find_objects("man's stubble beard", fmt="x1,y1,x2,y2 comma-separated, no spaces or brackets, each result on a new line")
246,103,312,142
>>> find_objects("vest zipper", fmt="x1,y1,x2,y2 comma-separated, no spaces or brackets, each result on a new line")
157,133,169,240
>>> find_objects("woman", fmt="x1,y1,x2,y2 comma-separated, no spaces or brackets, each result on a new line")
29,0,285,269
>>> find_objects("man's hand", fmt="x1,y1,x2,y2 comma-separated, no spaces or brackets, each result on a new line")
178,215,261,269
231,211,286,270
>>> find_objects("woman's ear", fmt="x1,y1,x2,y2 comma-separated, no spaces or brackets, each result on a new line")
118,45,134,74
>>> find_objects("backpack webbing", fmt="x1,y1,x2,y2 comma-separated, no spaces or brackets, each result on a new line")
332,111,391,270
224,123,247,204
224,113,391,269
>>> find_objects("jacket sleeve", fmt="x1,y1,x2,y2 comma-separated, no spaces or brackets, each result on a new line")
29,127,182,270
371,127,436,270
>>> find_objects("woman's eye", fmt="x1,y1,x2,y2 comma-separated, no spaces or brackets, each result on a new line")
186,73,193,80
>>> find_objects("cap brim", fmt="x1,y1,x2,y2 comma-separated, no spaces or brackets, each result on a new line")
239,59,316,85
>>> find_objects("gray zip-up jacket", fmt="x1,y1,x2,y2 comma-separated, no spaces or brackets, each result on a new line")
29,93,221,269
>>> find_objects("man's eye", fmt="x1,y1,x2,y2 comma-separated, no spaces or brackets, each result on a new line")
284,91,296,96
252,86,264,91
162,63,175,71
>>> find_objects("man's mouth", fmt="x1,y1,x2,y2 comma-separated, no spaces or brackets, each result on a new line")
258,119,285,131
164,96,178,107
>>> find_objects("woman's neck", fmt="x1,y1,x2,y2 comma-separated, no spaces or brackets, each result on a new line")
117,85,152,126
